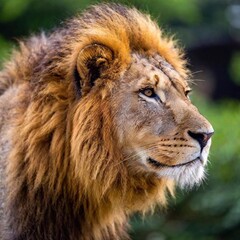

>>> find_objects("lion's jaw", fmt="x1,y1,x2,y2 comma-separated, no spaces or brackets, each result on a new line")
134,137,213,189
136,139,212,189
113,53,214,189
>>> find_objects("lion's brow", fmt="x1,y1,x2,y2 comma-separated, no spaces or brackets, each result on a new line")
150,54,187,92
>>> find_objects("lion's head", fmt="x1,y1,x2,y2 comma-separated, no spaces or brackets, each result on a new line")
69,5,214,192
111,53,213,188
72,45,213,192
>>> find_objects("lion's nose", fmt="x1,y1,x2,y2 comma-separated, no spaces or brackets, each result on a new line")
188,131,214,150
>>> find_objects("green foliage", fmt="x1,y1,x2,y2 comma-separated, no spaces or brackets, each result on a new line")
0,35,12,68
229,52,240,86
129,0,202,24
0,0,32,22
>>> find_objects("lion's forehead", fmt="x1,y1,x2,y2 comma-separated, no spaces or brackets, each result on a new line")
129,53,188,90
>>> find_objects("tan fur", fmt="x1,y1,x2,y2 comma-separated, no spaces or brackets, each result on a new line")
0,4,213,240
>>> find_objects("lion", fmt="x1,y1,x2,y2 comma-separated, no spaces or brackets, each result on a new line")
0,3,214,240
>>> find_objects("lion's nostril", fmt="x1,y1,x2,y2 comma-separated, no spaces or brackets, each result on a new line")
188,131,214,150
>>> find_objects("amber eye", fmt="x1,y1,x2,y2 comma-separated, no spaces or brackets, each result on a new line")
140,88,156,98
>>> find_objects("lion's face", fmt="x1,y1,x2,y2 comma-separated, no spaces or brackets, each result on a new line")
112,53,214,188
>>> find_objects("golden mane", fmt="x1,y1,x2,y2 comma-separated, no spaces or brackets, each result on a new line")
0,4,188,240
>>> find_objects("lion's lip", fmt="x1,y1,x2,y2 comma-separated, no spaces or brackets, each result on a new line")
147,157,202,168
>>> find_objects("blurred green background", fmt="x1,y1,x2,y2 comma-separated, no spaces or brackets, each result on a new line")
0,0,240,239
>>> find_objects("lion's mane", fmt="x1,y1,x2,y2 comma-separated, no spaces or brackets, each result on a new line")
0,4,188,240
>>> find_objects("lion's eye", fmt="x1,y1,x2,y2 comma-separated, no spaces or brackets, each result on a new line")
140,88,156,98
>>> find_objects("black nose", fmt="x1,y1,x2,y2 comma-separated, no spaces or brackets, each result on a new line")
188,131,214,150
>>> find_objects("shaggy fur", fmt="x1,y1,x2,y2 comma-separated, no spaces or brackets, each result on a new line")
0,4,213,240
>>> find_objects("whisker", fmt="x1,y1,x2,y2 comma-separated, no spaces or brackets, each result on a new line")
192,79,206,82
191,70,203,75
187,78,206,86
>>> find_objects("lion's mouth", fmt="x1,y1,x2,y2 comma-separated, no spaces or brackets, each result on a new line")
147,157,202,168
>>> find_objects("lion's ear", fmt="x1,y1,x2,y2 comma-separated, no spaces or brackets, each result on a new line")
75,44,113,96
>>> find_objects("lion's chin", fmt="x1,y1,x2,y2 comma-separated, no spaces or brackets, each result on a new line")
146,157,207,189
